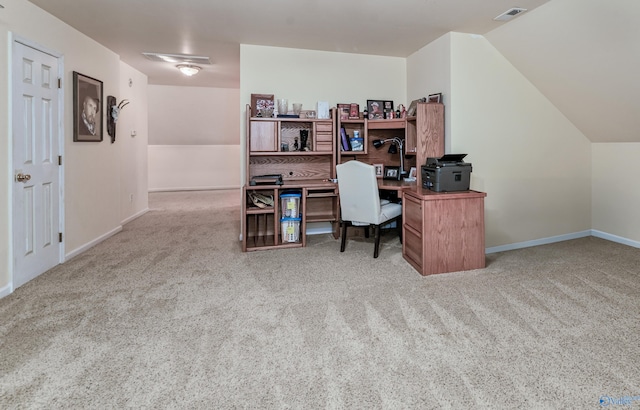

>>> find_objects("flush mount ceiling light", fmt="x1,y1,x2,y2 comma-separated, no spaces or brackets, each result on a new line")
177,64,201,76
494,7,527,21
142,52,212,65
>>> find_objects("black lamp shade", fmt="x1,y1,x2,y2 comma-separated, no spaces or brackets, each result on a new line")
372,139,384,149
387,144,397,154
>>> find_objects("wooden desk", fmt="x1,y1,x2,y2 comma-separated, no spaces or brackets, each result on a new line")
402,187,486,275
377,179,416,192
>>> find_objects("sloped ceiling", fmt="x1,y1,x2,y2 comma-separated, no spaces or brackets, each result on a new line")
485,0,640,143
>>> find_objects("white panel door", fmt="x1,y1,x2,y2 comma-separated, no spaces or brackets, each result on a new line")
12,41,62,288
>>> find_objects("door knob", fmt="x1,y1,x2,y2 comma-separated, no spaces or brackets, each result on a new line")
16,173,31,183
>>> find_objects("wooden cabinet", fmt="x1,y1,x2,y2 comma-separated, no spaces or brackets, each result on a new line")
246,107,336,184
243,105,339,252
409,102,445,187
402,187,486,275
243,182,339,251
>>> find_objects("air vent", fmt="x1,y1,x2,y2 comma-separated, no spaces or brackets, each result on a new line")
142,52,212,65
494,7,527,21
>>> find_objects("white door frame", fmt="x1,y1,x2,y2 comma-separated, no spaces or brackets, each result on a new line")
10,33,65,292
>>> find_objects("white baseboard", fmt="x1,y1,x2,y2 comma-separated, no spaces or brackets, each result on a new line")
591,230,640,249
485,230,592,254
65,226,123,260
149,186,239,192
121,208,150,225
0,283,13,299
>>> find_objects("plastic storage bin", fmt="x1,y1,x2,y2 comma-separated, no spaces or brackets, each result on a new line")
280,192,301,218
281,217,301,243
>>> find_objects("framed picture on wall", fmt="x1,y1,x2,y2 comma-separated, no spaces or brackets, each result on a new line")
73,71,103,142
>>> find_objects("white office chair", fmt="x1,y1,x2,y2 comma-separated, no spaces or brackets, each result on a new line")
336,160,402,258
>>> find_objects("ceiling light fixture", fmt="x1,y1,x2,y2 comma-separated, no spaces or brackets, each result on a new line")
494,7,527,21
177,64,201,76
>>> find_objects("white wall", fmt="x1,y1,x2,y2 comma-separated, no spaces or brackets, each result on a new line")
147,85,240,191
240,45,406,184
0,0,149,291
407,33,593,249
407,34,452,153
592,143,640,245
119,62,149,223
449,33,592,249
148,145,240,191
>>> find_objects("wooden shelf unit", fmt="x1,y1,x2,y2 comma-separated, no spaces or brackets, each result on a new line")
243,105,339,252
337,103,444,183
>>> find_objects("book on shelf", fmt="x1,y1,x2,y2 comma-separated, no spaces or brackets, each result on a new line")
340,127,351,151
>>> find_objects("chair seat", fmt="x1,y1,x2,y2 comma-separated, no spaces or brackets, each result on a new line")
336,160,404,258
352,202,402,226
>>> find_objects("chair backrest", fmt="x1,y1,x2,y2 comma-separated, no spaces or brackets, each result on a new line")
336,161,381,224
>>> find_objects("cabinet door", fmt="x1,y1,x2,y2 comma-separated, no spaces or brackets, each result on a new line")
250,121,277,152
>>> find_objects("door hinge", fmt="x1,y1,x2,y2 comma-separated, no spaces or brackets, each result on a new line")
58,155,62,166
59,232,63,242
58,78,62,89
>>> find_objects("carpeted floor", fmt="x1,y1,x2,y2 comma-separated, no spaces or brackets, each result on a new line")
1,190,639,409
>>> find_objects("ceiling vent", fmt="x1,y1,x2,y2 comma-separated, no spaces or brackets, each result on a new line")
493,7,527,21
142,52,212,65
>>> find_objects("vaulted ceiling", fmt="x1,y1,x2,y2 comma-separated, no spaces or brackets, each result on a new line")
27,0,640,143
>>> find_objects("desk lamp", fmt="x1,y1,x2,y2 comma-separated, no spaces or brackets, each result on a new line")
372,137,407,177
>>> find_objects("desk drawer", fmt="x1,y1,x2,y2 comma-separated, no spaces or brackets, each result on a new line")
316,122,333,133
403,194,422,231
403,225,423,271
315,131,333,142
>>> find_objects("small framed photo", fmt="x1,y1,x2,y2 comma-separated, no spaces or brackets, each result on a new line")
409,167,417,179
383,100,394,119
348,103,360,119
406,99,419,117
251,93,274,117
383,166,400,180
367,100,384,120
73,71,103,142
337,103,350,120
428,93,442,103
373,163,384,178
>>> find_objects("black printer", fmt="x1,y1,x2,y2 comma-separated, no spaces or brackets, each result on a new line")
421,154,472,192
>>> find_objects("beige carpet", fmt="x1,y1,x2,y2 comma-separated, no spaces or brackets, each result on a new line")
1,190,639,409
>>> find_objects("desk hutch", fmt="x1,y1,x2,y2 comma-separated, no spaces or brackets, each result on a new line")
241,100,486,275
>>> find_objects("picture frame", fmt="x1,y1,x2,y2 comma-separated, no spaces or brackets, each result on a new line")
406,99,419,117
373,163,384,178
337,103,350,120
250,93,274,117
383,166,400,180
383,100,394,118
428,93,442,103
348,103,360,119
73,71,103,142
409,167,417,179
367,99,385,120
